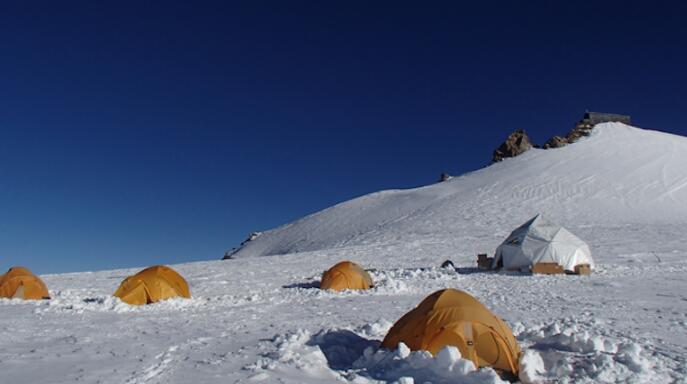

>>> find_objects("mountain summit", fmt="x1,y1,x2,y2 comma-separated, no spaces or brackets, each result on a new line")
226,123,687,259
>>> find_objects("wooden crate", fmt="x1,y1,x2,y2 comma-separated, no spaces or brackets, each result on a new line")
531,262,565,275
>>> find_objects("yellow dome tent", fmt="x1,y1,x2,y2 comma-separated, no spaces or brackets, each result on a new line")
0,266,50,300
114,265,190,305
320,261,373,291
381,289,521,376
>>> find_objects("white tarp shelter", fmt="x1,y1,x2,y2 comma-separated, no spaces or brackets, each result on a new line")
492,214,594,271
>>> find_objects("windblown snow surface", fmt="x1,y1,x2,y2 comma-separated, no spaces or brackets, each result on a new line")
2,123,687,383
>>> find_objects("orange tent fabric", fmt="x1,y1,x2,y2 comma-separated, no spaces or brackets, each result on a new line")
0,266,50,300
320,261,373,291
381,289,521,375
114,265,190,305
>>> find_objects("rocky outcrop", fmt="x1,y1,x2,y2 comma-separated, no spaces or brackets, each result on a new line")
543,135,567,149
492,129,533,163
543,121,595,149
542,112,630,149
438,173,452,182
491,112,630,159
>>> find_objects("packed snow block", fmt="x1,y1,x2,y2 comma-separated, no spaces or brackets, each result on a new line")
477,254,493,269
573,264,592,275
531,262,565,275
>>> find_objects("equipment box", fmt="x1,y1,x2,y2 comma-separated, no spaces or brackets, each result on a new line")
573,264,592,275
531,262,565,275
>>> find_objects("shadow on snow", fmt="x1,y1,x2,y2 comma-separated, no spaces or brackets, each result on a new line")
306,329,380,370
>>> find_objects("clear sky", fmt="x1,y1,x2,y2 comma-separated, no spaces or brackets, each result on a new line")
1,1,686,274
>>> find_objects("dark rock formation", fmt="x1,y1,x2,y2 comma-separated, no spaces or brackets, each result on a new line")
439,172,452,182
543,135,567,149
543,121,594,149
492,129,533,163
543,111,630,149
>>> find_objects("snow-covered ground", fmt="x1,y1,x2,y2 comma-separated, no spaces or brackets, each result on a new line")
2,123,687,383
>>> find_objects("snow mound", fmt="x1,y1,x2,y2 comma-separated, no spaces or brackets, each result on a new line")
351,343,506,384
229,123,687,259
246,316,680,384
282,266,460,298
246,329,341,382
247,325,506,384
0,290,207,314
516,318,676,383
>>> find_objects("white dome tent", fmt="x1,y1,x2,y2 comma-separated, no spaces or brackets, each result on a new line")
492,214,594,272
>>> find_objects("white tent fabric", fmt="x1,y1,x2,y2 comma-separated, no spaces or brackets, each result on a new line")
492,214,594,271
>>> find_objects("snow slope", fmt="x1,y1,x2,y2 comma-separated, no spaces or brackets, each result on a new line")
2,123,687,383
229,123,687,259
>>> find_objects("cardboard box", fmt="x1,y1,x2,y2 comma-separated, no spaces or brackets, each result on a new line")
531,262,565,275
477,254,493,269
574,264,592,275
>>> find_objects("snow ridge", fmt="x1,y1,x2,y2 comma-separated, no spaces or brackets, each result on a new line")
230,123,687,259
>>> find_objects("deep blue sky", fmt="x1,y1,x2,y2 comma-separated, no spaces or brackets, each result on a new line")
1,1,686,274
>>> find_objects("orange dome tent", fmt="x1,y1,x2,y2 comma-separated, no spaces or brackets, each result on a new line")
320,261,373,291
114,265,190,305
0,266,50,300
381,289,521,376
